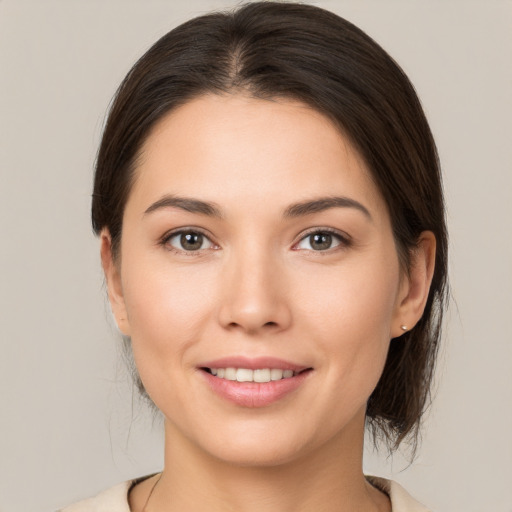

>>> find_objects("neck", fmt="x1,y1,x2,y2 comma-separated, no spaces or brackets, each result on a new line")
141,415,389,512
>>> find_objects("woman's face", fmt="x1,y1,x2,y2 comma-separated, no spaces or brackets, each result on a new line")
104,94,413,466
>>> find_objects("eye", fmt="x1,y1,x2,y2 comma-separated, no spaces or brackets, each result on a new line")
295,230,347,251
165,230,215,252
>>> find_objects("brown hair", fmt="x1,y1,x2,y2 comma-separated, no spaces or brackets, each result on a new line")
92,1,448,451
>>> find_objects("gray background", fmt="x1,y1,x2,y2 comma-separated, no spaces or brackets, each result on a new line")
1,1,511,511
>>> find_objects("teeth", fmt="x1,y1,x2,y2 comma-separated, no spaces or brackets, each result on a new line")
209,367,297,382
253,369,271,382
270,369,284,381
236,368,253,382
225,368,237,381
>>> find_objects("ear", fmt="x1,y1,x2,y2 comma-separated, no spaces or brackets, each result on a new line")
100,229,131,336
391,231,436,338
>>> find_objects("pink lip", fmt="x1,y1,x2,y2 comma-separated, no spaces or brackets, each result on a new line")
197,357,313,408
198,356,309,372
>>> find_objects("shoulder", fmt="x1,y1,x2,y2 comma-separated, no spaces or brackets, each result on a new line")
367,476,432,512
57,477,144,512
58,475,430,512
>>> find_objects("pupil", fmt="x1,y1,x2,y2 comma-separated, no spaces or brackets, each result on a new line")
311,233,331,250
181,232,203,250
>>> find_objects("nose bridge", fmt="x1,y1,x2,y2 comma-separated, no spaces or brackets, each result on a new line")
218,239,291,333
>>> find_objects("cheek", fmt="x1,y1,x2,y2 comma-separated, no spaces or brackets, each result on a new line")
298,253,399,335
120,257,220,412
296,254,399,390
120,254,216,362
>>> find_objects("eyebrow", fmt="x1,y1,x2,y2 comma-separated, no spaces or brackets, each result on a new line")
143,194,371,221
144,195,223,218
284,196,372,220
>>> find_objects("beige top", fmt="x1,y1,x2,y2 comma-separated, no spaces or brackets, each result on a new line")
59,475,430,512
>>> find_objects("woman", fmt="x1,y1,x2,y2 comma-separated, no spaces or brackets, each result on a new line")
62,2,447,511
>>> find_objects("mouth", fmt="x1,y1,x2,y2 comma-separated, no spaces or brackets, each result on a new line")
197,358,313,408
201,367,310,383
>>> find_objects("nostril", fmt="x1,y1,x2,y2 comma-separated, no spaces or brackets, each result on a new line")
227,321,278,330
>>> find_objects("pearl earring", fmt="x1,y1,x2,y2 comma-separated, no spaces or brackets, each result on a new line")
400,325,408,331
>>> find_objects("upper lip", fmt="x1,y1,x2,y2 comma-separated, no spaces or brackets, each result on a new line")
198,356,311,372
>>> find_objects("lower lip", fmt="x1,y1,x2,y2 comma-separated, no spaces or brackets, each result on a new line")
200,370,312,408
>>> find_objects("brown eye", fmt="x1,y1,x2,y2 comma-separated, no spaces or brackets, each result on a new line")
310,233,332,250
295,231,344,251
167,231,213,252
181,232,203,250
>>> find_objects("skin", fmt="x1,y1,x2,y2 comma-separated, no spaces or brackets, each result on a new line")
101,94,436,512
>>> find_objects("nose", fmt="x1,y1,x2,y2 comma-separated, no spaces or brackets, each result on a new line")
217,248,292,335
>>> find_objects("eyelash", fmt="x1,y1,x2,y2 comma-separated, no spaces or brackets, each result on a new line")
160,228,218,255
292,227,352,253
159,227,352,255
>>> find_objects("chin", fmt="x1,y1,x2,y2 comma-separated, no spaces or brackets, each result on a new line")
191,417,329,469
208,440,306,468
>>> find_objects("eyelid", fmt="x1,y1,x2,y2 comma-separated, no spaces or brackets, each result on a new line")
159,226,219,253
292,227,352,251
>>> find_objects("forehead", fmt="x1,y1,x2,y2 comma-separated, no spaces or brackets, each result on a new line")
127,94,386,218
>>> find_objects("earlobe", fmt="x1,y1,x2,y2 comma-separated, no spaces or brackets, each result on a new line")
392,231,436,338
100,229,131,336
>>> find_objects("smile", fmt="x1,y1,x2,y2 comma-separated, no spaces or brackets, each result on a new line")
199,360,313,407
205,368,297,383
